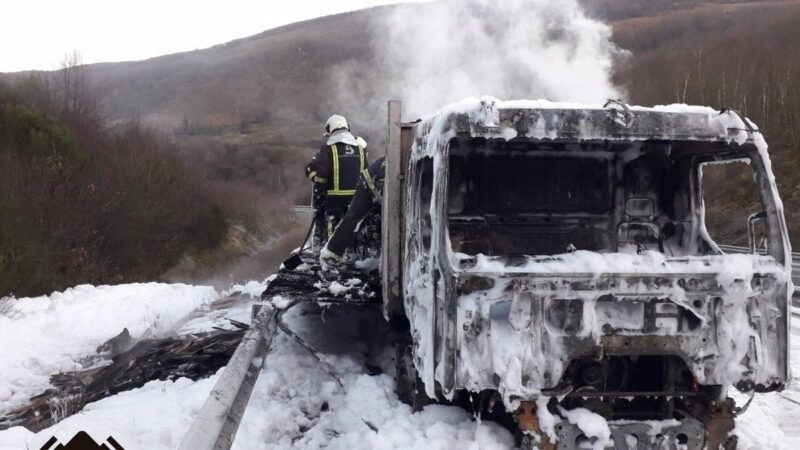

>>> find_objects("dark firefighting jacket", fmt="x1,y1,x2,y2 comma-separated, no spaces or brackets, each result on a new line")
305,131,367,197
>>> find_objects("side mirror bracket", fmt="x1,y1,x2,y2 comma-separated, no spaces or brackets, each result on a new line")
748,211,767,254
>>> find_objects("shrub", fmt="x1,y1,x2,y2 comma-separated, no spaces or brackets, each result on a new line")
0,87,230,297
189,206,229,250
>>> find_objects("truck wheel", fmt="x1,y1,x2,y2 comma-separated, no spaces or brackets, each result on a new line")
395,343,432,412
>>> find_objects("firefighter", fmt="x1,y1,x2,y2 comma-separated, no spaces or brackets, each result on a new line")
305,115,368,252
320,156,385,270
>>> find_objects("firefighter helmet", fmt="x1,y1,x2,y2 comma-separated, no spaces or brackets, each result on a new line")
325,114,349,136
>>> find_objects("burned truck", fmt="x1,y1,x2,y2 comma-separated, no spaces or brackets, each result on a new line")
381,98,792,449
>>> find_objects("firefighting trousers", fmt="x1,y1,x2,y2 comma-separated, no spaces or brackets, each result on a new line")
326,183,375,256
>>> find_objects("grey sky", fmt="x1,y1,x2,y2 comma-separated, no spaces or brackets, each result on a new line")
0,0,421,72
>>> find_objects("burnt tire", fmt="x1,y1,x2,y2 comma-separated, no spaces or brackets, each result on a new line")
395,343,432,412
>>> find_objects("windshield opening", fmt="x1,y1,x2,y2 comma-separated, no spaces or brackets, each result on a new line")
446,138,758,258
700,159,766,251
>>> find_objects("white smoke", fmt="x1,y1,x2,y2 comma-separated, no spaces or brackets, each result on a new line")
330,0,626,129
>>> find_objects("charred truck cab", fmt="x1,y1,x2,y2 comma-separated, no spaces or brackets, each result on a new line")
382,99,791,449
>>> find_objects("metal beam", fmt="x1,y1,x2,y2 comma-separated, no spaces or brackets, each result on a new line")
178,306,279,450
382,100,404,318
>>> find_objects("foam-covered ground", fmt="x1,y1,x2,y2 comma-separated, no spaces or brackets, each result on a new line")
0,283,217,414
1,281,799,450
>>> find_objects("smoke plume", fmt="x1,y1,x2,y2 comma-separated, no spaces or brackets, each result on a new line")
330,0,626,134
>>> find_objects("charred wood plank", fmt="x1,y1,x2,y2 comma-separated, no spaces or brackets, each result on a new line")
0,328,246,432
261,259,382,306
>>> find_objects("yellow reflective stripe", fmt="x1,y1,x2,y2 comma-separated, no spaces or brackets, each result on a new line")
327,217,333,236
307,170,317,180
314,176,327,183
327,144,364,196
331,144,340,194
362,168,380,199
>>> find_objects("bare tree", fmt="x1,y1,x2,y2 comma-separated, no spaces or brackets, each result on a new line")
50,50,103,126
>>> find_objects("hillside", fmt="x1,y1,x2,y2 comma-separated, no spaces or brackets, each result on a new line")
581,0,770,20
91,7,391,212
89,8,386,131
3,1,791,132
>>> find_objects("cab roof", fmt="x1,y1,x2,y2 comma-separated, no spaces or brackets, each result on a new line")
410,97,761,158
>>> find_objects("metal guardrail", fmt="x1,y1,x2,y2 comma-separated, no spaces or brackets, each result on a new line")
717,244,800,260
717,245,800,289
178,306,279,450
291,205,314,214
291,205,314,222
